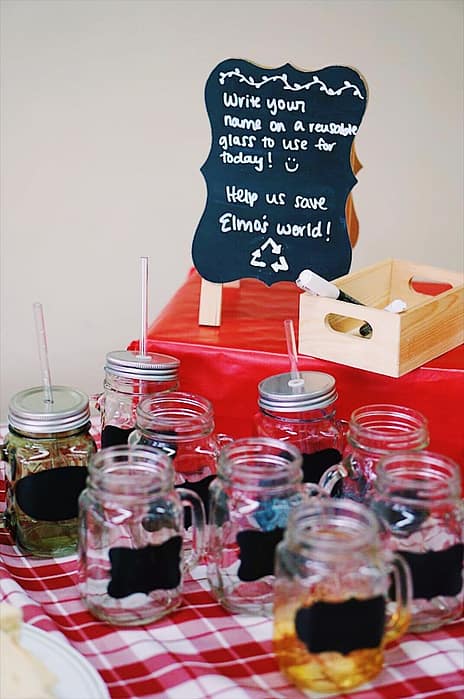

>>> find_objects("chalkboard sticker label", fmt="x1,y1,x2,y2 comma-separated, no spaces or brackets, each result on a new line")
101,425,134,449
397,544,464,600
15,467,88,521
302,448,342,484
176,474,216,527
237,527,284,581
192,59,368,285
295,596,386,655
107,537,183,598
138,430,178,460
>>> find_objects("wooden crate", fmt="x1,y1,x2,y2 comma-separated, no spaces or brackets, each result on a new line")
298,258,464,377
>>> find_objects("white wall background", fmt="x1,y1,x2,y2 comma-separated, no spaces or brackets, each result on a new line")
1,0,463,422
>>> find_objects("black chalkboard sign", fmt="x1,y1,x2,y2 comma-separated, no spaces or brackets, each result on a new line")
192,59,368,285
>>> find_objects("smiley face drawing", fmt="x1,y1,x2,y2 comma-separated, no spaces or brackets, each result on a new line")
284,157,299,173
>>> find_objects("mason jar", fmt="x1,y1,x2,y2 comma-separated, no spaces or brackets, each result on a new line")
129,391,231,524
1,385,96,557
254,371,345,484
78,445,206,626
99,350,180,448
371,450,463,632
207,436,324,616
319,404,429,500
273,499,412,693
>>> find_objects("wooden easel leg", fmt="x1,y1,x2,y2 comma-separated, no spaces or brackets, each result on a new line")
199,278,223,326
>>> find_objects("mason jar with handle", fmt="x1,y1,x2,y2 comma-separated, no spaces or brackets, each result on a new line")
129,391,231,524
371,450,463,632
1,385,96,557
98,350,180,448
78,445,206,626
207,436,325,616
273,498,412,693
319,404,429,500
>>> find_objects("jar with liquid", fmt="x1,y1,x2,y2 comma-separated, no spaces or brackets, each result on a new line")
1,386,96,557
254,371,345,484
273,499,412,693
99,350,180,448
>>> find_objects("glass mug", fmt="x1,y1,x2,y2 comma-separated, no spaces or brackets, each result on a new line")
78,445,206,625
129,391,231,525
319,404,429,500
98,350,180,448
207,437,324,616
273,499,412,693
371,450,463,632
1,386,96,557
253,371,346,484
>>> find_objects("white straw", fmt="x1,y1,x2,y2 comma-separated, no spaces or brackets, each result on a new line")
284,319,304,389
33,302,53,404
138,256,149,358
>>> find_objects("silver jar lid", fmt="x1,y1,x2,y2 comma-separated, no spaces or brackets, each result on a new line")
258,371,338,412
8,385,91,434
104,350,180,381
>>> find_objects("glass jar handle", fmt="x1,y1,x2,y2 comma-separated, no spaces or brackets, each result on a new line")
318,461,348,494
216,433,234,449
336,418,349,445
384,552,412,645
177,487,206,568
127,429,142,446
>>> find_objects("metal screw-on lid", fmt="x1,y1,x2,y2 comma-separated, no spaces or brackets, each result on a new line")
258,371,338,413
8,386,91,434
104,350,180,381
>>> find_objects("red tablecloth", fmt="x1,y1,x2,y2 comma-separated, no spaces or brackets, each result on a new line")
128,268,464,469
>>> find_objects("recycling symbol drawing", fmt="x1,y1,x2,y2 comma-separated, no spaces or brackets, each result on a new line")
250,237,289,273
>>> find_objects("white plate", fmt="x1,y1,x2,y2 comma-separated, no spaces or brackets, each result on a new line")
21,625,110,699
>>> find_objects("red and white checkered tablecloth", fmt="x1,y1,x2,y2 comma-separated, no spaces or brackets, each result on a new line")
1,488,463,699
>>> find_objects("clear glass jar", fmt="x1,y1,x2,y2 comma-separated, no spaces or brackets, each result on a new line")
319,404,429,500
129,391,230,524
273,499,412,693
254,371,345,484
99,350,180,448
207,436,324,616
78,445,206,626
1,386,96,557
371,450,463,632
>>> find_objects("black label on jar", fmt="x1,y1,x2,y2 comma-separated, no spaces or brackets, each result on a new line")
175,474,216,528
397,544,464,600
372,497,428,535
237,527,284,581
295,596,386,655
108,537,182,598
101,426,134,448
15,467,88,521
139,431,178,459
301,448,342,485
